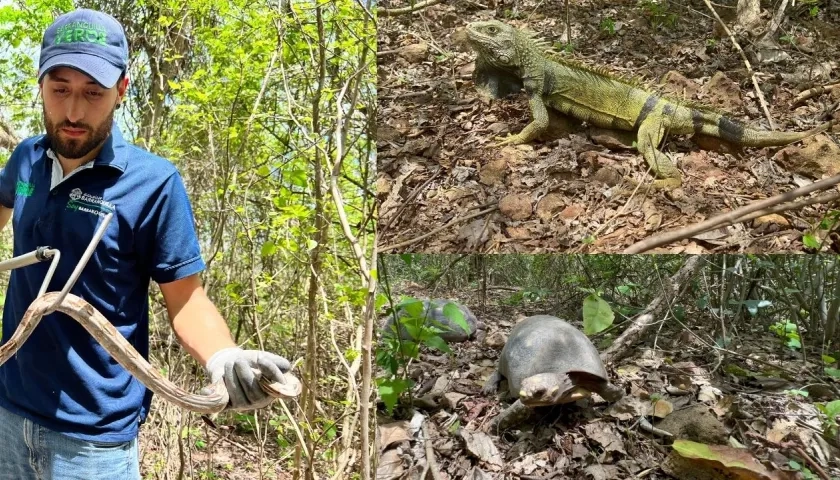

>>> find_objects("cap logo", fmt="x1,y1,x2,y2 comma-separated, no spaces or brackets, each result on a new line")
54,21,107,46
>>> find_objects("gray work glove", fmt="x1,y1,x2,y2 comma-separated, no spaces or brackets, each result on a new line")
204,347,292,411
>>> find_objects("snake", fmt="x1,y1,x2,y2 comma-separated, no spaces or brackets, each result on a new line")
0,291,302,414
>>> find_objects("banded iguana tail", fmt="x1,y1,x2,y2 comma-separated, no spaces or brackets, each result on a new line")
465,20,838,190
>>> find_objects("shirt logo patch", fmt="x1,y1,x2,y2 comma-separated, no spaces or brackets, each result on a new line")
15,181,34,197
66,188,115,218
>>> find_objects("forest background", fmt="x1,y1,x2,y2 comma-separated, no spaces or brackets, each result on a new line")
0,0,377,479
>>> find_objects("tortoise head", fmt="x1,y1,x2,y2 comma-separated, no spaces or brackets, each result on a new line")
518,372,591,407
465,20,519,68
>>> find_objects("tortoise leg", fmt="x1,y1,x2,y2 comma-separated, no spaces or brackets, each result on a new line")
489,399,531,432
481,370,503,396
599,382,624,402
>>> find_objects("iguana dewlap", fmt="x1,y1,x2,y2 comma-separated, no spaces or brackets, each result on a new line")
465,20,838,191
383,298,479,343
482,315,622,430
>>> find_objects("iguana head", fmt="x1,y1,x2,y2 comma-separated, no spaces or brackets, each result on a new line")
518,372,590,406
465,20,520,68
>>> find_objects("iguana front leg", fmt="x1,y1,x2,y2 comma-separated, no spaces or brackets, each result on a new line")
495,92,550,146
633,117,682,190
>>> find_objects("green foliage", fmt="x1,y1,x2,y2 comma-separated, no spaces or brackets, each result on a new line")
2,0,376,475
729,299,772,316
600,17,616,35
816,399,840,439
788,460,816,480
769,320,801,349
637,0,678,30
501,287,549,305
784,389,809,398
375,296,468,413
802,232,823,250
581,291,614,335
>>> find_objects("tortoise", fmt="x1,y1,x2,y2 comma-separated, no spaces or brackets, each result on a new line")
482,315,623,430
382,298,479,343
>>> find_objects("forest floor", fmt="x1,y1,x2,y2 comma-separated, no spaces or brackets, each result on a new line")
376,0,840,254
137,402,298,479
375,287,839,480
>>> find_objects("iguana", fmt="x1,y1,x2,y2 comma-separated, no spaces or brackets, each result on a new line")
465,20,838,190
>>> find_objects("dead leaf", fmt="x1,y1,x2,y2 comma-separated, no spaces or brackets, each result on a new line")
582,422,626,455
375,448,405,480
583,464,620,480
671,440,795,480
377,421,412,450
459,429,504,467
650,399,674,418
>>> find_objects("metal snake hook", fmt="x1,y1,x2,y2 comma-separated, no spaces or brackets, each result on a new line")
46,212,113,313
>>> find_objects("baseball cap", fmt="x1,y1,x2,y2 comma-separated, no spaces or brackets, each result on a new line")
37,9,129,89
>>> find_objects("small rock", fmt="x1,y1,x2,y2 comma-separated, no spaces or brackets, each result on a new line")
376,177,391,196
487,122,509,135
702,72,743,111
499,194,532,220
484,331,507,348
399,42,428,63
560,204,585,220
535,193,566,220
654,404,729,445
753,214,790,228
774,135,840,178
440,11,458,28
659,70,700,101
593,166,623,186
479,159,507,185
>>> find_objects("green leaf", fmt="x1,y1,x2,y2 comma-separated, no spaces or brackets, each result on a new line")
421,334,452,354
442,302,470,334
260,241,277,257
821,354,836,365
802,233,821,249
377,377,412,413
582,294,614,335
825,367,840,378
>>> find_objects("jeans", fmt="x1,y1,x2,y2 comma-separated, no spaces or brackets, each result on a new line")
0,404,140,480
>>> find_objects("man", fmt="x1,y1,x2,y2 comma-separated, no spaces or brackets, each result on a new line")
0,9,291,479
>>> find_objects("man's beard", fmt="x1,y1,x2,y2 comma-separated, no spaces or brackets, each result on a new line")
43,105,113,160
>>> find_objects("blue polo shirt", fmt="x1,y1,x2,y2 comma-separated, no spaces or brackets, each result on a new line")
0,122,206,442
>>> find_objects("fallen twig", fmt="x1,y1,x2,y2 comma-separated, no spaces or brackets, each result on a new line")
625,173,840,253
793,82,840,107
379,0,443,17
638,416,674,438
380,203,499,252
702,0,776,129
421,421,443,480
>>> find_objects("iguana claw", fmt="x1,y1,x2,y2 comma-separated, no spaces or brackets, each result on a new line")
494,133,525,147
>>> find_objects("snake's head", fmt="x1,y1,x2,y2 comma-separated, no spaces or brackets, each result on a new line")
465,20,519,68
519,373,589,406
